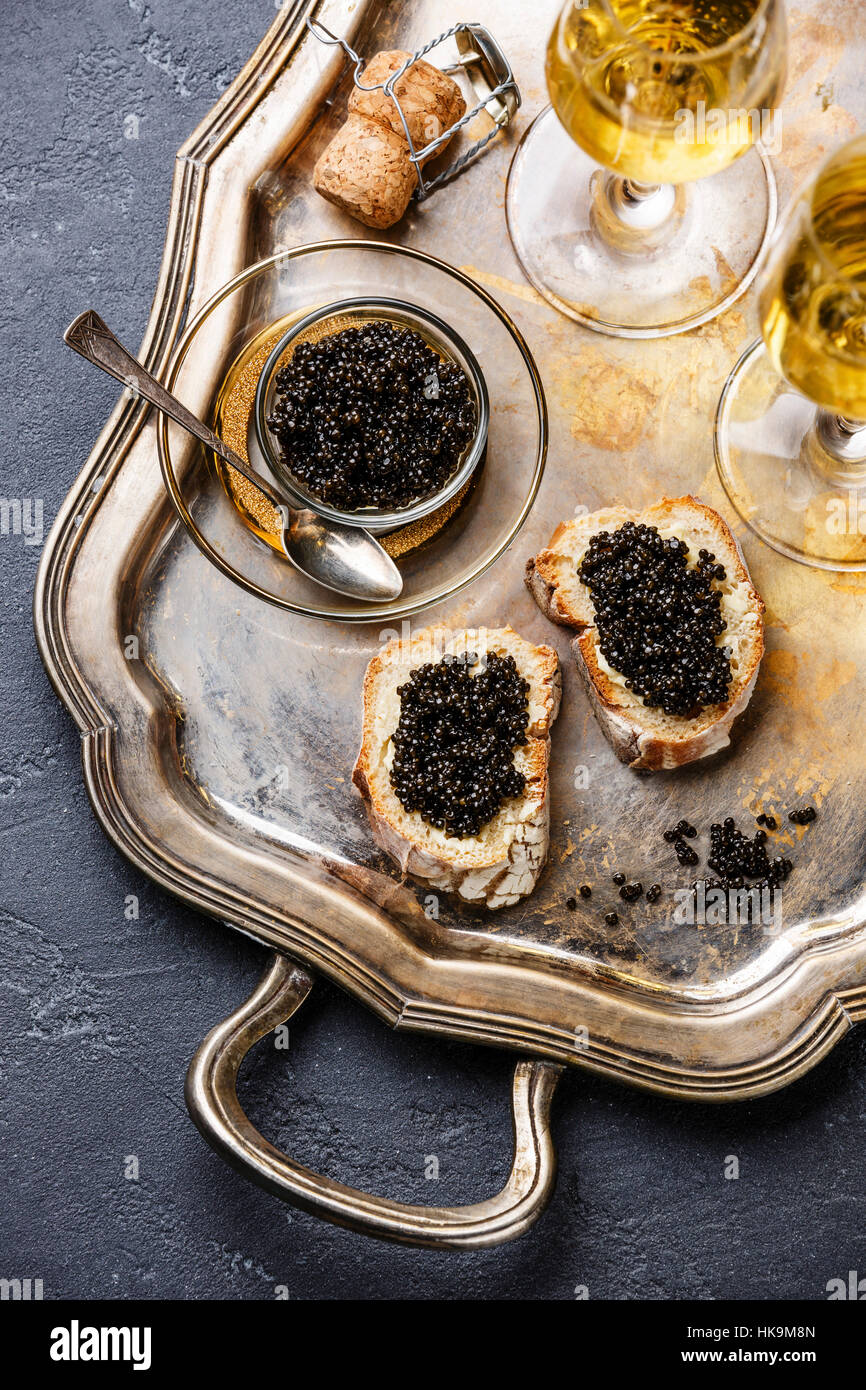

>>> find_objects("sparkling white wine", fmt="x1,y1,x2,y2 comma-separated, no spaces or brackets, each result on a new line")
760,136,866,418
547,0,786,186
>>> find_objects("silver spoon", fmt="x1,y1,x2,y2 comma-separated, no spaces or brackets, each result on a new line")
63,311,404,603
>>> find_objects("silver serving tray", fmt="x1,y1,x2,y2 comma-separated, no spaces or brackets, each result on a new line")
35,0,866,1248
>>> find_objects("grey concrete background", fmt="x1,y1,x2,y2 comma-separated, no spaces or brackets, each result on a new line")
1,0,864,1301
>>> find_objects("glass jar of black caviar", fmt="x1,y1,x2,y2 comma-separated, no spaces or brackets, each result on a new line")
254,297,490,534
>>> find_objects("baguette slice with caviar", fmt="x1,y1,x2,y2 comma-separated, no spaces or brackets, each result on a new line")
526,496,764,771
353,626,561,910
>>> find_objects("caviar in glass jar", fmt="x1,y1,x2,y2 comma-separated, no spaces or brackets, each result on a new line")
390,651,530,839
267,320,477,511
578,521,733,717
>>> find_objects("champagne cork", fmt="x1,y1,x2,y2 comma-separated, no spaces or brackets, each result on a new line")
314,50,466,230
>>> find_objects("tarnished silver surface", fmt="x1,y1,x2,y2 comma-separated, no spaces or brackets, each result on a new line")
36,0,866,1115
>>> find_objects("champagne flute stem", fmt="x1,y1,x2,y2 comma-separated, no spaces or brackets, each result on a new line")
622,179,662,202
815,410,866,466
598,173,680,242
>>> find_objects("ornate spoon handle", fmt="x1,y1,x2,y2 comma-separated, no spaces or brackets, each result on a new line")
64,310,284,509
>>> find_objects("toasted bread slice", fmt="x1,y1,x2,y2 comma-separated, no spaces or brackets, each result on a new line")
353,625,561,909
526,496,764,771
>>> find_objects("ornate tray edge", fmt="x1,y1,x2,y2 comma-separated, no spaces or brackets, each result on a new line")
77,723,866,1102
34,0,327,731
34,2,866,1104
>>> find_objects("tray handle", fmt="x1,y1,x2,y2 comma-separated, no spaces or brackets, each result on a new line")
185,953,563,1249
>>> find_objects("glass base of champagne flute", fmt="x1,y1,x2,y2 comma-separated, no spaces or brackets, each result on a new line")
715,340,866,571
506,106,777,340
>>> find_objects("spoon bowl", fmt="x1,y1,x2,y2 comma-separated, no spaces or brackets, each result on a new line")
283,509,404,601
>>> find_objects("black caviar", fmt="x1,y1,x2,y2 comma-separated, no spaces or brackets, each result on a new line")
579,884,592,898
390,651,529,839
664,819,697,842
578,521,732,717
705,819,793,890
267,322,476,511
789,806,817,825
646,883,662,904
661,814,799,896
620,881,644,902
605,911,620,926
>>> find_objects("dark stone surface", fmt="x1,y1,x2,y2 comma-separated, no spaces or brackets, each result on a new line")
1,0,864,1301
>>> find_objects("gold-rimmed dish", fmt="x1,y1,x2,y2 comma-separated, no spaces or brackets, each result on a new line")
155,240,548,623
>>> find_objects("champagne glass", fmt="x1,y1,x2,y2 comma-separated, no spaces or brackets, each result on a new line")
715,134,866,571
506,0,788,338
